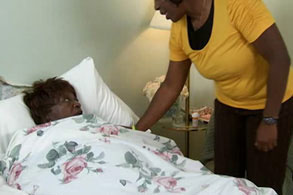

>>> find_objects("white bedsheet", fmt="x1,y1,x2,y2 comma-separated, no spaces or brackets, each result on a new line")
0,114,276,195
0,176,28,195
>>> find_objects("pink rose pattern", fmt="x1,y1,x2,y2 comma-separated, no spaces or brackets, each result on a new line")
148,139,184,164
96,125,119,136
7,163,23,190
118,150,187,193
36,140,106,185
171,147,183,156
62,156,88,183
152,151,173,161
151,148,183,162
153,176,186,193
26,122,52,135
99,137,111,143
235,178,257,195
5,116,272,194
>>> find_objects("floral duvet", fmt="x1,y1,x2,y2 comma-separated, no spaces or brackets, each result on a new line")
0,114,276,195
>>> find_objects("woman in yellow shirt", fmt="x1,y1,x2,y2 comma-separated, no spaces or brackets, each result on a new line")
136,0,293,194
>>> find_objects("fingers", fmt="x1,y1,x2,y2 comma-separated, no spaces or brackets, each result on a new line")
254,140,277,152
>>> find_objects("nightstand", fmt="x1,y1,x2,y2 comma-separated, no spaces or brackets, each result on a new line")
152,117,208,158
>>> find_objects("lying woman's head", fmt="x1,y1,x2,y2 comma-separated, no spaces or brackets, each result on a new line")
23,77,82,124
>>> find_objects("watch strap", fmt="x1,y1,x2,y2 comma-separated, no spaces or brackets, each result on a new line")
262,117,278,125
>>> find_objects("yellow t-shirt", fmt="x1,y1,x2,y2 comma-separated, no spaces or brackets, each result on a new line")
169,0,293,109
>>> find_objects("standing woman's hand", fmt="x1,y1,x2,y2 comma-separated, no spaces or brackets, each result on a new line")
255,122,278,152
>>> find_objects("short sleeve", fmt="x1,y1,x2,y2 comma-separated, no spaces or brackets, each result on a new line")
228,0,275,43
169,22,189,61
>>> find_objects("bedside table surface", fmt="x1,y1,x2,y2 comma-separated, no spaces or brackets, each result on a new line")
154,117,208,132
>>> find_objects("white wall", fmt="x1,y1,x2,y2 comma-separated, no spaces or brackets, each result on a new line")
264,0,293,58
112,28,171,116
0,0,153,115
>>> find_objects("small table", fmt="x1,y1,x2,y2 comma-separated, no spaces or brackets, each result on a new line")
152,118,208,158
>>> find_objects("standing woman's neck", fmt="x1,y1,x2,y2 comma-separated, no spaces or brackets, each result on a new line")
185,0,213,30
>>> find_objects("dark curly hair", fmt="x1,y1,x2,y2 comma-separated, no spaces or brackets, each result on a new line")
23,77,76,124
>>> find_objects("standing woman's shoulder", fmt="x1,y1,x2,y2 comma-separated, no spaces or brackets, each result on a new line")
227,0,275,43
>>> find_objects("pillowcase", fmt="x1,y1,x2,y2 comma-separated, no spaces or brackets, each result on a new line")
0,80,29,101
61,57,139,126
0,57,139,156
0,94,35,155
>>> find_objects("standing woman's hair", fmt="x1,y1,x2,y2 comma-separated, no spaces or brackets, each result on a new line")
23,77,76,124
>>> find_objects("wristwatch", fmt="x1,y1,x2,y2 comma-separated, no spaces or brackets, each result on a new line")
262,117,278,125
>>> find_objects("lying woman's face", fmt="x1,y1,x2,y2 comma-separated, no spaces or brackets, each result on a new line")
47,90,82,122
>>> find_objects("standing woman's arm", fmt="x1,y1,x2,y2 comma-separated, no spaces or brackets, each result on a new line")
136,59,191,131
252,23,291,152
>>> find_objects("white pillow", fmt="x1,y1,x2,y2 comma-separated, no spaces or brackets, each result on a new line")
0,95,35,155
61,57,139,126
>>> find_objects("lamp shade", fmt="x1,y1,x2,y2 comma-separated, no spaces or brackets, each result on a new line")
149,11,172,30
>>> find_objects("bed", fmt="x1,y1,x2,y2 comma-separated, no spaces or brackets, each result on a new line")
0,57,277,195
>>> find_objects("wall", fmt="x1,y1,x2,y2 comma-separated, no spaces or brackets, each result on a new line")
264,0,293,58
0,0,153,95
111,28,171,116
113,26,215,117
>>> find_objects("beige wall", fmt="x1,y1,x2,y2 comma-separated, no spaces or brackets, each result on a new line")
0,0,154,114
265,0,293,58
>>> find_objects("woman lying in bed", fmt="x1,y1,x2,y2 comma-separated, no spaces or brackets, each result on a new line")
0,77,277,194
23,77,83,125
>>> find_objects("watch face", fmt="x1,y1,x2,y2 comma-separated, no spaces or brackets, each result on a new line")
263,117,277,125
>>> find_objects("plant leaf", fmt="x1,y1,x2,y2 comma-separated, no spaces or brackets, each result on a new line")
72,117,85,124
171,155,178,162
86,152,94,161
120,179,127,186
95,152,105,160
73,149,83,156
65,141,78,153
9,144,21,160
150,167,161,173
153,186,160,193
38,161,55,169
83,145,91,154
37,130,44,136
116,163,130,168
46,149,59,161
125,152,137,165
58,145,67,156
51,167,61,175
0,160,7,174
